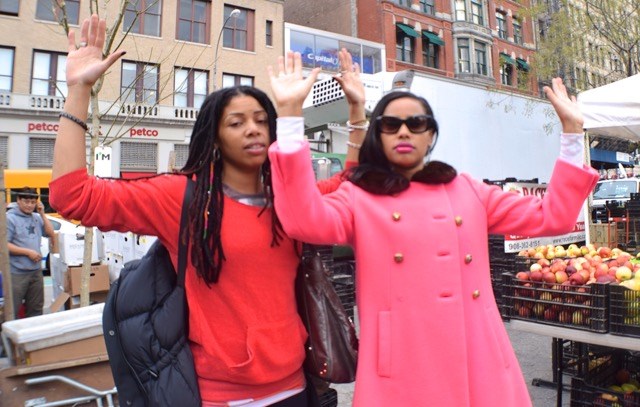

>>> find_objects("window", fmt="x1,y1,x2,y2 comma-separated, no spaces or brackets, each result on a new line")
471,0,483,25
266,20,273,46
121,61,159,104
0,0,19,16
499,53,515,86
31,51,67,96
419,0,434,14
36,0,79,24
222,73,253,88
474,41,487,75
516,58,530,90
422,31,443,69
120,141,157,172
0,47,14,92
174,68,208,108
0,136,7,168
29,138,55,168
396,23,418,63
496,12,507,39
455,0,466,21
223,5,254,51
457,38,470,73
513,18,523,45
173,144,190,169
422,41,439,69
392,0,411,6
177,0,210,44
124,0,162,36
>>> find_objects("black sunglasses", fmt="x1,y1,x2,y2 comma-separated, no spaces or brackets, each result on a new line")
376,115,435,134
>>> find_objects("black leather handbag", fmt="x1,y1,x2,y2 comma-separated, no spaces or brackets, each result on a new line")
296,244,359,383
103,179,200,406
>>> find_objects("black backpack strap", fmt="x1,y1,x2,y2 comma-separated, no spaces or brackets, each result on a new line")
177,178,194,288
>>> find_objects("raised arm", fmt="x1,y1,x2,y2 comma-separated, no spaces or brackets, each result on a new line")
52,14,126,180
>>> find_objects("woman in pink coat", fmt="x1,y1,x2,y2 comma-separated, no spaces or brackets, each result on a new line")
267,52,599,406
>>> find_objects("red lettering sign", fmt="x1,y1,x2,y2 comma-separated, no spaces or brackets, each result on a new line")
27,122,59,133
129,128,159,137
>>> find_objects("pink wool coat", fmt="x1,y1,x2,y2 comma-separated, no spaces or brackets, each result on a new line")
269,142,598,406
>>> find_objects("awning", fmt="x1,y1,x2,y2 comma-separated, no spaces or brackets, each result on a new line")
516,58,530,72
422,31,444,46
499,53,516,65
396,23,419,38
590,148,633,165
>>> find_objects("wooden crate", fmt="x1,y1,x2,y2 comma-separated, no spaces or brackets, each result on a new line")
590,222,618,247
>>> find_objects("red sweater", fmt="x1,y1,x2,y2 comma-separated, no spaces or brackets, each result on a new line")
49,168,348,402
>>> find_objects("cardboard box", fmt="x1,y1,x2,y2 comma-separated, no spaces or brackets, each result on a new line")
100,230,122,256
65,264,110,296
58,232,100,266
66,291,109,310
121,232,136,263
22,335,107,365
105,252,124,283
134,235,158,259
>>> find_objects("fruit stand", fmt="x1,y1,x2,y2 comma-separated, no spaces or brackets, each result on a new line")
495,243,640,406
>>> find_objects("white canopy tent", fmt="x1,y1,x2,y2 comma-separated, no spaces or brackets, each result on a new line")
578,73,640,140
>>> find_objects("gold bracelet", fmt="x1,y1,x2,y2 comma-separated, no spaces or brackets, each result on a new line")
346,141,361,150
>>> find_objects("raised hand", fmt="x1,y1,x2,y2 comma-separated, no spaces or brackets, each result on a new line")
268,51,320,116
543,77,584,134
333,48,365,108
65,14,126,89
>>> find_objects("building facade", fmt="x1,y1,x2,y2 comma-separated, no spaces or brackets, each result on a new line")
0,0,283,175
285,0,539,95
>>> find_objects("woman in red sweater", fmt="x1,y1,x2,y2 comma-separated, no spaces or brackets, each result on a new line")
49,15,363,406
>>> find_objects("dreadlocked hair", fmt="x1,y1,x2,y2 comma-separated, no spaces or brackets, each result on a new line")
179,86,284,285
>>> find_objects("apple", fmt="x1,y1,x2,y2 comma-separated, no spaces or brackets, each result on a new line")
516,271,530,282
530,270,543,282
532,303,546,318
542,272,557,284
558,310,573,324
544,308,558,321
594,263,609,279
597,247,612,258
596,275,617,283
569,272,586,286
556,271,569,284
537,258,551,267
530,263,543,273
572,310,584,325
616,266,633,281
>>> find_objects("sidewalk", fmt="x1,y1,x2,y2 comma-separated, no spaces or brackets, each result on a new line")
331,321,569,407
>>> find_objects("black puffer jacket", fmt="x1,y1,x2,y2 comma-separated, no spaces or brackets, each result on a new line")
103,241,201,406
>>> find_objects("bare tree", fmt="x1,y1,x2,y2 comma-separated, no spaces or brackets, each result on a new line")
47,0,209,306
530,0,640,91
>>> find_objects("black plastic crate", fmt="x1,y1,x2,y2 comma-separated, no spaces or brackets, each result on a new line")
609,284,640,338
570,351,640,407
561,341,617,380
501,273,609,332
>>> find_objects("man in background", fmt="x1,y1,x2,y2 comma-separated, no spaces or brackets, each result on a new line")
7,187,55,317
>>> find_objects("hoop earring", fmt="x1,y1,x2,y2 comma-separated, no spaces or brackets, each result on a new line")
213,147,221,162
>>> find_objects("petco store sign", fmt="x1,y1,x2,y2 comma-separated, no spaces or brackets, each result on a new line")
27,122,59,133
129,127,159,137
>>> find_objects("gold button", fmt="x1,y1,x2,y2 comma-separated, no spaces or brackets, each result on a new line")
392,212,401,221
455,216,463,226
472,290,480,299
394,253,404,263
464,254,472,264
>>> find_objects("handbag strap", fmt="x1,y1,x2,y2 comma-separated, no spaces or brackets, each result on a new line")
177,178,194,287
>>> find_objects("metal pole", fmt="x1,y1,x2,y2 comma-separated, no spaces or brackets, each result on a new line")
212,8,241,91
0,165,15,321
